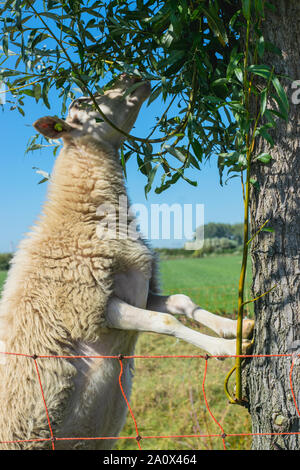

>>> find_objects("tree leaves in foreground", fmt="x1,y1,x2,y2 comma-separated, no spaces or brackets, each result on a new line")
0,0,288,195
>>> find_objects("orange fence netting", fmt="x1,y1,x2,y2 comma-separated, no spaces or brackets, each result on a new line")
0,351,299,450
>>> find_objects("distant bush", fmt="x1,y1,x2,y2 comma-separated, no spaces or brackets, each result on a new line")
155,239,240,259
0,253,13,270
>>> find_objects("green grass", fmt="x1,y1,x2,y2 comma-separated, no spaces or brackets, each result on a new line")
0,255,253,450
160,254,253,317
116,254,253,451
116,334,252,451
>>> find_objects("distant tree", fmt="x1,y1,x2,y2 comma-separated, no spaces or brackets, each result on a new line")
0,253,13,271
193,236,238,257
195,223,244,244
230,223,244,245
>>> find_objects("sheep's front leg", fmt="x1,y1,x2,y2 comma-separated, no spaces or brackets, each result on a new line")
147,293,254,340
106,297,252,357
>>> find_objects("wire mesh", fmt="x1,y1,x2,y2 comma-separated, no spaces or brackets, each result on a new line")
0,350,299,450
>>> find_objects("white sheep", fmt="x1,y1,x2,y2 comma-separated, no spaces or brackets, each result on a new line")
0,74,253,449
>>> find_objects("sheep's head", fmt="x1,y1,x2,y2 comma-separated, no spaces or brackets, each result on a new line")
33,74,151,148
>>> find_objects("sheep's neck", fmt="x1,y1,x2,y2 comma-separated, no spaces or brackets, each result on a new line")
44,139,127,221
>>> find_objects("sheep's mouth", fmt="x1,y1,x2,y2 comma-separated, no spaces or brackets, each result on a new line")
128,81,151,102
118,73,151,99
131,80,151,94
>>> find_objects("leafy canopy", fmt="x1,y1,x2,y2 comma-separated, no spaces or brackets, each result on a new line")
0,0,288,194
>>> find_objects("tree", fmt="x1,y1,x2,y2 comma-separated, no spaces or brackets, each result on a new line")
198,222,243,244
0,0,299,449
245,1,300,450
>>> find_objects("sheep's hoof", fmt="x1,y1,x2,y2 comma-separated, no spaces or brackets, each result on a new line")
242,339,253,355
242,319,255,339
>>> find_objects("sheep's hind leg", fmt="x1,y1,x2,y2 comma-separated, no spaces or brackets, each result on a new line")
147,293,254,340
106,296,252,357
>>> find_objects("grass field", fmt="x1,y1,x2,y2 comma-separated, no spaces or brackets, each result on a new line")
0,255,253,450
160,255,253,317
116,255,253,451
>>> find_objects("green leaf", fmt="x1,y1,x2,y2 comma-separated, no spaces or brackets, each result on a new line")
31,33,49,50
122,80,144,98
164,145,186,163
42,79,50,109
155,171,180,194
257,36,265,58
147,85,162,106
242,0,251,20
71,77,86,93
270,93,289,121
17,105,24,116
137,155,148,176
260,89,267,115
255,0,265,16
250,178,260,190
181,174,197,187
22,89,35,98
255,152,272,164
264,109,276,126
198,5,228,46
256,127,274,147
34,82,41,102
160,29,174,48
33,167,51,183
211,79,229,99
38,177,49,184
145,164,159,197
234,68,244,83
265,2,276,12
272,77,289,115
189,154,200,170
267,108,287,121
262,227,275,233
39,12,62,21
227,47,244,80
238,154,247,166
248,64,272,79
229,9,242,28
2,34,8,56
264,41,282,56
191,140,203,162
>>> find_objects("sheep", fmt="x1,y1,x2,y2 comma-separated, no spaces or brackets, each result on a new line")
0,74,254,450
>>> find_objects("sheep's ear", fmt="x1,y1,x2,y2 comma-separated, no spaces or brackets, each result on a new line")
33,116,74,139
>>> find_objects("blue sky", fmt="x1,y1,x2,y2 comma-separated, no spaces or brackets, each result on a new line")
0,84,244,253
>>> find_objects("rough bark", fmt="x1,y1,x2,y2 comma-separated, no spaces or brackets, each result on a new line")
245,0,300,450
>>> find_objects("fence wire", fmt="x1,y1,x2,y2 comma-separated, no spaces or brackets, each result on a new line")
0,351,299,450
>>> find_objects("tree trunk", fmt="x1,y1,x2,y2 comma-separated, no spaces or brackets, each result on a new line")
245,0,300,450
